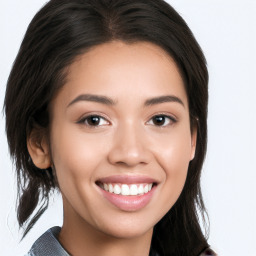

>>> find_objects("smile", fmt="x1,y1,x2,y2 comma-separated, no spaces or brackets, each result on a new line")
96,175,158,211
98,183,153,196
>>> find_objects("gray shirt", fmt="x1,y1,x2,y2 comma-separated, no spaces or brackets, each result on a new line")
25,226,69,256
25,226,216,256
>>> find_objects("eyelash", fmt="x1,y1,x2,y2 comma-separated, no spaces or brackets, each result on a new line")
77,113,177,128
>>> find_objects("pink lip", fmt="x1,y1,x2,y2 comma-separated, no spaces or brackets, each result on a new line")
98,185,157,211
96,175,158,212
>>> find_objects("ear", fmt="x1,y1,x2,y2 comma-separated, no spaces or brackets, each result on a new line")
27,129,51,169
190,125,197,161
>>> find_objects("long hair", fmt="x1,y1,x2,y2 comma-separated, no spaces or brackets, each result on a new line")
4,0,209,255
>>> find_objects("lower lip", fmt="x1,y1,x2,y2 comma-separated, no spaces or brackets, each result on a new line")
98,185,157,211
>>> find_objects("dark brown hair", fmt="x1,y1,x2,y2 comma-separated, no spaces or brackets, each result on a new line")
4,0,209,255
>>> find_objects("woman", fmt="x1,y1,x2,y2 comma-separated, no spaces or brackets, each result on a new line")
4,0,216,255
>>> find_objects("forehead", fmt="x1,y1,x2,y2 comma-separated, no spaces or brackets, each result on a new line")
55,41,188,109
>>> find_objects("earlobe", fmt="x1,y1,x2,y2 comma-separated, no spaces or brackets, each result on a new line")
27,130,51,169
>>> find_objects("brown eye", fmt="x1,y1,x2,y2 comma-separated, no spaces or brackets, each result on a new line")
147,115,177,127
87,116,101,126
152,116,165,126
78,115,109,127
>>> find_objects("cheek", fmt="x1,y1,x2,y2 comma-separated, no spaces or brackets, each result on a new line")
151,128,192,207
52,116,104,159
49,122,112,197
49,125,87,186
161,135,191,175
49,125,108,219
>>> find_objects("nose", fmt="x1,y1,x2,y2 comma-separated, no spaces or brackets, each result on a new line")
107,122,152,167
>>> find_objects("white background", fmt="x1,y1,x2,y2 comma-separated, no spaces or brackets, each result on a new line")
0,0,255,255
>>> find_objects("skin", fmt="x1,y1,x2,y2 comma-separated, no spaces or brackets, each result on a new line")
28,41,197,256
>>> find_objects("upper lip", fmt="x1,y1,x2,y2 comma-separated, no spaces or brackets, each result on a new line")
96,175,158,184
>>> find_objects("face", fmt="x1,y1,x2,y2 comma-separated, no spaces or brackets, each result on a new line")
44,41,196,238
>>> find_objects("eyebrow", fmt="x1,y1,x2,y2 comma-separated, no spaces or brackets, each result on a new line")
67,94,184,108
68,94,116,107
144,95,184,107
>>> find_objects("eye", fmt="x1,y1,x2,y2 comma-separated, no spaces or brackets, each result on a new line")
147,114,177,127
78,115,110,127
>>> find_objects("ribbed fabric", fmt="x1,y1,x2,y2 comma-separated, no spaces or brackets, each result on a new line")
25,226,70,256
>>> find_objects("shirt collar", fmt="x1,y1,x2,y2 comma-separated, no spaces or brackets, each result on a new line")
28,226,70,256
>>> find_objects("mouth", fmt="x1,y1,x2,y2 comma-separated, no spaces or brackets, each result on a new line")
96,181,156,196
95,175,158,211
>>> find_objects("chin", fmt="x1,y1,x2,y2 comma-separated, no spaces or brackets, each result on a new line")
92,212,156,239
103,225,153,240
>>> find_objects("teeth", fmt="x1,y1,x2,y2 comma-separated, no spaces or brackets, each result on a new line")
103,183,108,191
121,184,130,196
138,184,144,194
114,184,121,194
144,184,149,193
100,183,154,196
130,184,138,195
109,184,114,193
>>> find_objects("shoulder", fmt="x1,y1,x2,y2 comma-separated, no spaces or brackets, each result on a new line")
25,226,70,256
